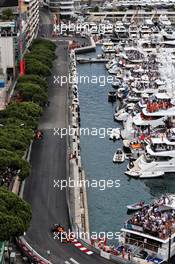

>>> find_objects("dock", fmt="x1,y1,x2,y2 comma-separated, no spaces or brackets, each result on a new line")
76,57,109,63
75,37,96,54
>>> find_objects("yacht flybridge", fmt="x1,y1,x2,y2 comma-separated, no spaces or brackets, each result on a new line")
120,195,175,263
125,134,175,178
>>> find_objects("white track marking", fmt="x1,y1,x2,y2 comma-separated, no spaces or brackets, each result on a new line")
86,251,94,255
74,243,82,247
69,258,80,264
79,247,87,251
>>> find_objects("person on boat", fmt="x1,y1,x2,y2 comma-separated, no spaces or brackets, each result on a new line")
128,249,132,261
139,201,144,207
122,247,126,258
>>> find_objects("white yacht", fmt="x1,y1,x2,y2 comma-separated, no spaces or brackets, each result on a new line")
121,114,135,140
133,93,175,128
114,109,129,122
140,25,152,36
129,24,138,38
108,65,120,74
114,103,135,122
120,194,175,263
159,15,171,27
133,112,166,128
114,22,129,39
124,47,145,63
102,42,116,53
113,148,125,163
109,128,120,140
106,58,118,70
112,79,121,88
161,28,175,40
125,136,175,178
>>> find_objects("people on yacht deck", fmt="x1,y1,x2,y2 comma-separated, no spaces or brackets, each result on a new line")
127,196,175,239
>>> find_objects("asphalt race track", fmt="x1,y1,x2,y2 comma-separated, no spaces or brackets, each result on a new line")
23,10,114,264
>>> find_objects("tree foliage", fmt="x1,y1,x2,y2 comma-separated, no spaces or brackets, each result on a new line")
16,83,48,106
0,126,33,156
25,59,51,77
0,39,56,241
0,149,31,180
1,9,14,21
0,187,32,241
26,53,53,69
25,39,56,77
0,102,42,129
18,75,48,91
30,39,56,52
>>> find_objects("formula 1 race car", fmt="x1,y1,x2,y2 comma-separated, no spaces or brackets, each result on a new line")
51,224,70,243
51,224,65,233
34,130,43,140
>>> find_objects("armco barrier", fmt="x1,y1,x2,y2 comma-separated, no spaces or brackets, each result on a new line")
16,237,51,264
79,238,138,264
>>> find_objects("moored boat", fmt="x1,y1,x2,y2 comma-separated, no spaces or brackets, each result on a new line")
119,194,175,263
108,91,117,102
113,148,125,163
109,128,120,141
127,201,147,211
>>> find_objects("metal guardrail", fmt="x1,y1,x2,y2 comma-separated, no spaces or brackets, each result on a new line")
16,237,51,264
78,237,138,264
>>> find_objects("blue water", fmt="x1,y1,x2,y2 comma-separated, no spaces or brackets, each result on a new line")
77,46,175,239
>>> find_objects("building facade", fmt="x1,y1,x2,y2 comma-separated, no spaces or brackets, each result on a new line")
44,0,75,17
0,0,39,87
22,0,40,48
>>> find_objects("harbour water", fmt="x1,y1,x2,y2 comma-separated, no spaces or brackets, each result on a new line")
77,46,175,240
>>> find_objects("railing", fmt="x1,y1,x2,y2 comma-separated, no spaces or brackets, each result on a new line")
126,237,159,253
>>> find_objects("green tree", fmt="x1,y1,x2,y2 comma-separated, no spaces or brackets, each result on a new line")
0,126,33,156
2,117,37,130
26,54,53,69
2,102,42,119
0,187,32,241
29,47,55,60
1,9,14,21
16,83,48,106
26,59,51,77
18,75,48,92
0,149,31,180
0,102,42,129
31,39,56,51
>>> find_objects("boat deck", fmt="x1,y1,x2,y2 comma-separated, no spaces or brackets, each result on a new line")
76,57,109,63
133,257,154,264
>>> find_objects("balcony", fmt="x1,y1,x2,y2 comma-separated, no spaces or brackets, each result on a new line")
60,1,74,3
60,10,74,15
60,6,74,9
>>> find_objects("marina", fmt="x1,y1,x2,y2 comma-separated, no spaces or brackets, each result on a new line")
76,56,109,63
5,1,175,264
73,10,175,263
